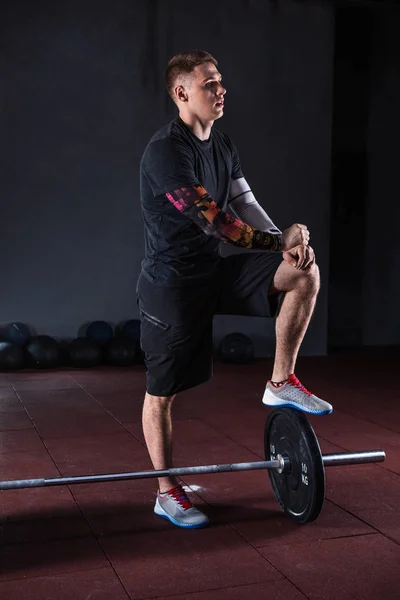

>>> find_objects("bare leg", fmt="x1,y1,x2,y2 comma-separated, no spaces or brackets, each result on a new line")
269,261,320,382
142,392,178,493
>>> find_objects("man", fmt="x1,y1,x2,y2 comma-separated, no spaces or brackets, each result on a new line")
137,49,332,529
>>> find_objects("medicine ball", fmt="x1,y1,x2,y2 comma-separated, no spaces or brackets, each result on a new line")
68,337,103,368
105,337,140,366
25,335,60,369
0,341,25,370
86,321,114,345
218,332,254,364
118,319,141,341
3,322,31,347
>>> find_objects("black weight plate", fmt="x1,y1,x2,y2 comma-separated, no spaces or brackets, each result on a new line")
264,408,325,524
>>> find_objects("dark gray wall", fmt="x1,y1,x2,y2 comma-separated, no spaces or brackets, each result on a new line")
327,5,400,349
0,0,334,355
327,6,372,350
364,10,400,345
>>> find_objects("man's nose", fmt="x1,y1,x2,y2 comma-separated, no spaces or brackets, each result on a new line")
218,83,226,96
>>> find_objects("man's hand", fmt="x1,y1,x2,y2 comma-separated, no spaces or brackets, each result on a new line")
282,223,309,251
283,245,315,270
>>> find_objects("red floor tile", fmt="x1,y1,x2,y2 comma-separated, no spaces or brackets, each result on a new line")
309,386,400,428
0,449,60,481
44,431,153,494
88,390,144,423
325,463,400,512
188,408,269,458
0,486,82,523
64,368,115,383
0,400,27,416
177,379,260,414
288,353,400,399
309,410,400,474
300,370,400,434
176,437,263,475
84,380,146,396
0,537,108,581
0,430,47,454
324,463,400,543
315,437,348,456
0,451,82,522
45,430,148,469
317,384,400,406
126,417,240,461
193,470,374,546
100,526,283,598
259,534,400,600
70,366,144,384
180,399,340,460
31,412,125,439
72,369,146,395
154,580,308,600
11,375,78,391
341,401,400,435
9,370,72,380
0,568,130,600
358,407,400,435
74,487,158,537
93,390,193,423
0,515,92,546
0,411,34,431
354,507,400,546
18,389,126,439
17,387,99,409
0,388,22,408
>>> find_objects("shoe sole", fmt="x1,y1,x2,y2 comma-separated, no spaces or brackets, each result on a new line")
154,505,209,529
262,391,333,415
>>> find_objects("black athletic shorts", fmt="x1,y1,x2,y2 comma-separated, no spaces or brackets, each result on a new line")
136,251,283,396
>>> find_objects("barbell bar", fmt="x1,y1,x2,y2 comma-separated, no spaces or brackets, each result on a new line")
0,449,385,491
0,408,387,525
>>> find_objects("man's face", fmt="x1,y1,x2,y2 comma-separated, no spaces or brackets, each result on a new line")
177,62,226,121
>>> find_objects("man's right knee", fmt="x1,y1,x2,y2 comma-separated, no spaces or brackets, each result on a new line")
270,259,319,295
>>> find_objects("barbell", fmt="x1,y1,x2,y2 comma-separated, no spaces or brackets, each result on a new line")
0,407,385,524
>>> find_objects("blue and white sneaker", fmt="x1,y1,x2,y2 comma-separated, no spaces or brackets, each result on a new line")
262,374,333,415
154,485,209,529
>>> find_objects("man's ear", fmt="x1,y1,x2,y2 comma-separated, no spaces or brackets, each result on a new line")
175,85,188,103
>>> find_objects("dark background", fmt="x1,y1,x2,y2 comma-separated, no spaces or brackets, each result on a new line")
1,0,399,356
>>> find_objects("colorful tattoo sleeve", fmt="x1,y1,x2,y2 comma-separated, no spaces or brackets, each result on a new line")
165,185,282,252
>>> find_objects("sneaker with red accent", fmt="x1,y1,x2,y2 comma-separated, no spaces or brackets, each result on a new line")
262,374,333,415
154,485,209,529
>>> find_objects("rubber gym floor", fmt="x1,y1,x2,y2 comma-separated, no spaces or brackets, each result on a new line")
0,348,399,600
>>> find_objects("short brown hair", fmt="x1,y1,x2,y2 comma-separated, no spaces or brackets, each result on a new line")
165,49,218,100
